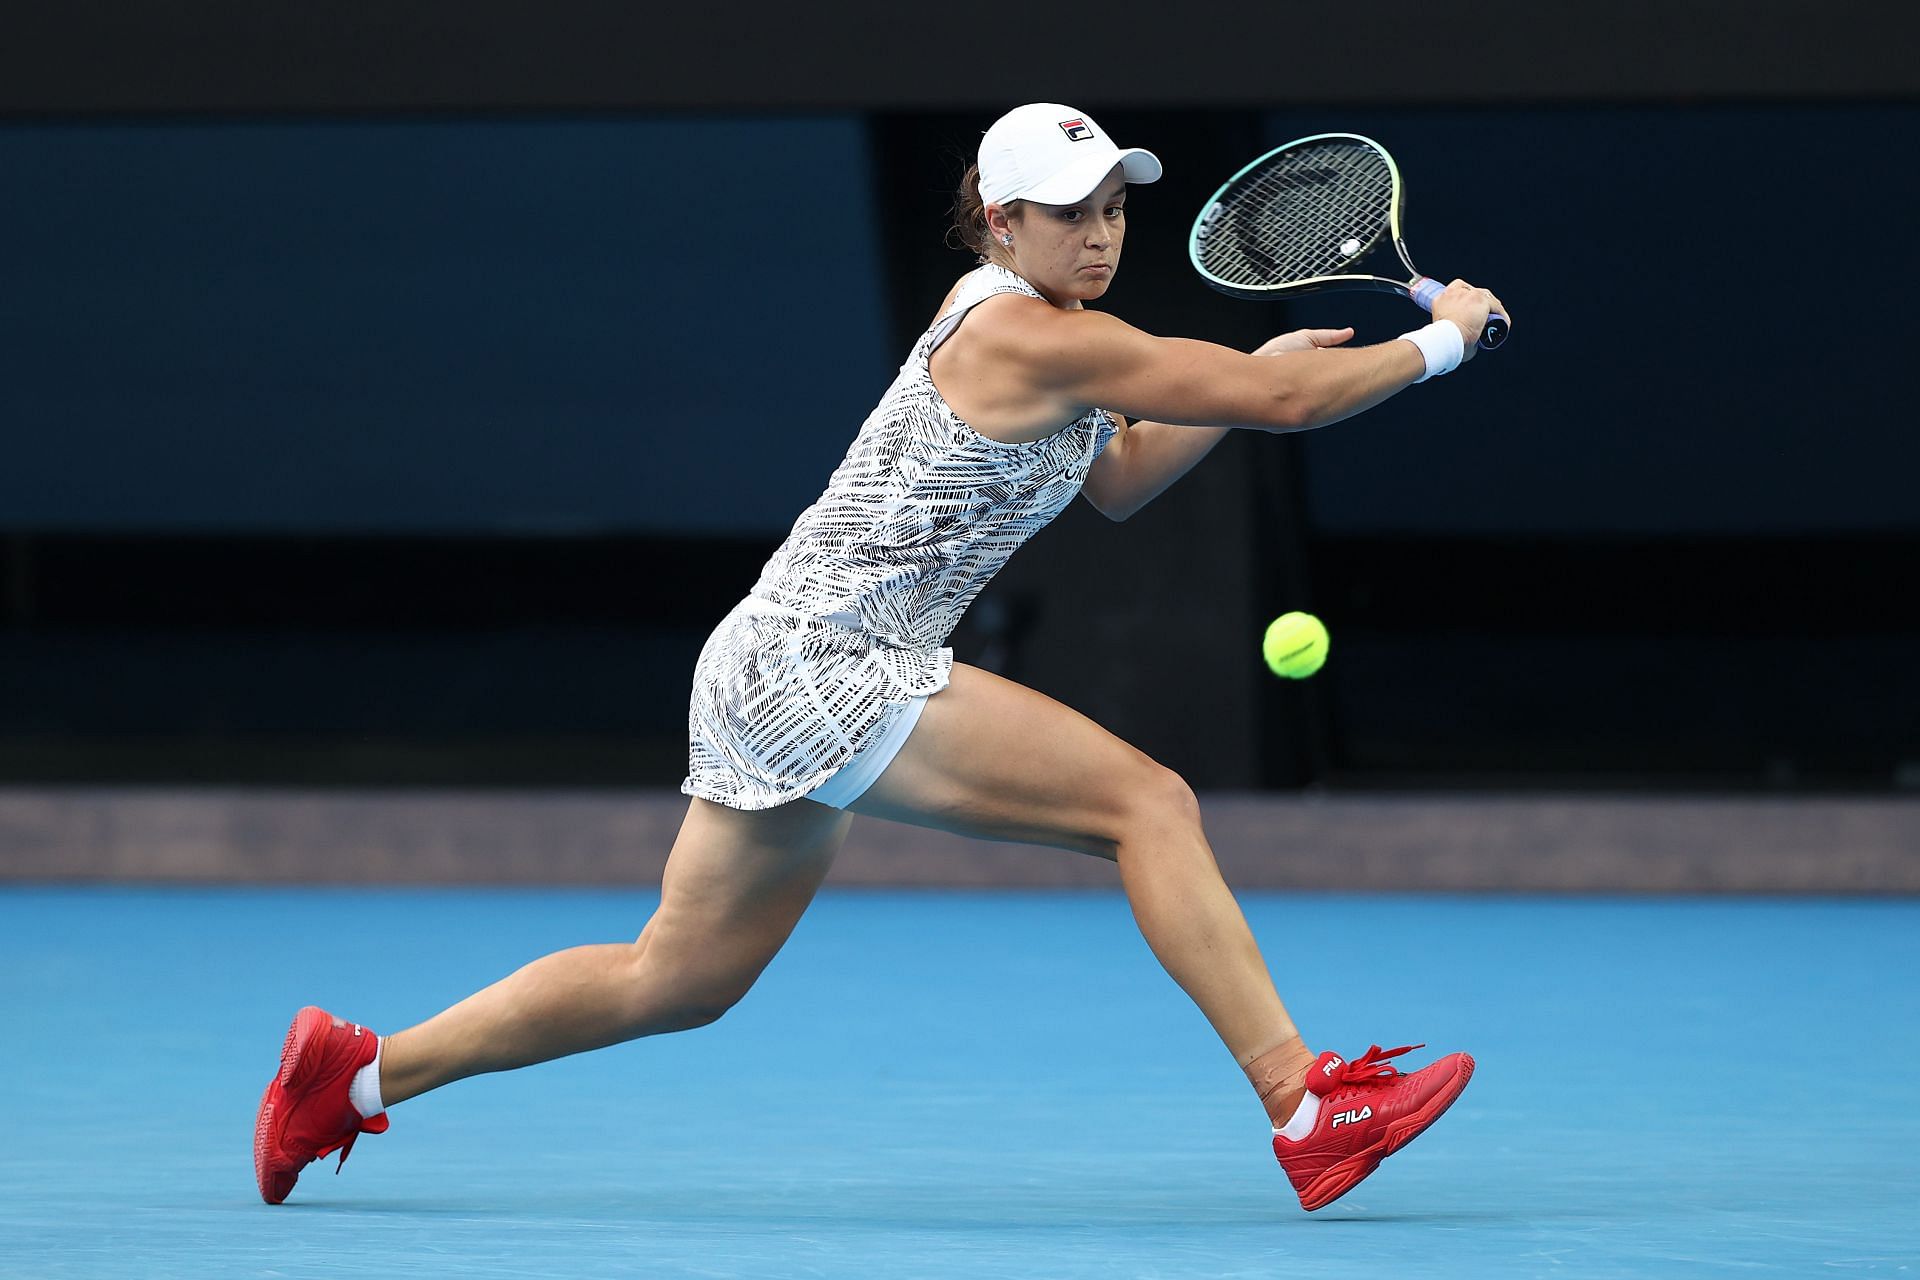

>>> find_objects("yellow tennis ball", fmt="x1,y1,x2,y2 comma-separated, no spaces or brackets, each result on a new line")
1262,612,1329,679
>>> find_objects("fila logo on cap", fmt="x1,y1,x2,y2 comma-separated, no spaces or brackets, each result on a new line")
1058,118,1094,142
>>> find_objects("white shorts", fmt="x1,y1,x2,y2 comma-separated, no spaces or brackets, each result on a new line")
805,692,929,808
681,596,952,811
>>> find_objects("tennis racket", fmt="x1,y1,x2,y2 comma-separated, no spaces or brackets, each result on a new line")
1190,133,1508,350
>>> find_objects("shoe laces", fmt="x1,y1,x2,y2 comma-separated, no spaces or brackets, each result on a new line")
326,1132,361,1174
315,1115,385,1174
1330,1043,1424,1088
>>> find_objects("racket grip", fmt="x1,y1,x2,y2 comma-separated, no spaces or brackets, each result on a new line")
1409,276,1508,350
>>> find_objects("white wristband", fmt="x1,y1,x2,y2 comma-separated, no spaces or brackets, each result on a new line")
1399,320,1465,383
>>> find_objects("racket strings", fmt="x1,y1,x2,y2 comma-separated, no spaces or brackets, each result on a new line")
1198,142,1395,287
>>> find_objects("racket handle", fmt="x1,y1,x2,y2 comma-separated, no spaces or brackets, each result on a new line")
1409,276,1508,350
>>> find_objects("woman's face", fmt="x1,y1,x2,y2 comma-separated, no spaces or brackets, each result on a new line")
990,165,1128,309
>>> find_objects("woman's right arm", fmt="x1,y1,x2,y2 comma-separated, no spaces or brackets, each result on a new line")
995,282,1499,434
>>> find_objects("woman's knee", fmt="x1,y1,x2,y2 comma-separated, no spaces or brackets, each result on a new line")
616,931,764,1034
1117,761,1204,843
654,990,743,1032
641,972,757,1034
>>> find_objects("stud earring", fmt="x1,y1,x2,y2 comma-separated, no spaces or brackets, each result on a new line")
1001,234,1013,246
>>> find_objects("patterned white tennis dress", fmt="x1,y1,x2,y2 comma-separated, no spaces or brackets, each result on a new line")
682,264,1119,810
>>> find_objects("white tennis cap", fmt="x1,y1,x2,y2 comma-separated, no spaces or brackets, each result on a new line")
977,104,1162,206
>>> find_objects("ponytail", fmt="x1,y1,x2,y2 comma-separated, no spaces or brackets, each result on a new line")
947,162,993,260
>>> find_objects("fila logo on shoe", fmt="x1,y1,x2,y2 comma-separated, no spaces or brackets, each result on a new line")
1331,1106,1373,1128
1321,1057,1343,1077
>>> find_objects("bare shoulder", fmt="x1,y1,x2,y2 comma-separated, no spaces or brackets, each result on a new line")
965,298,1149,386
960,290,1127,341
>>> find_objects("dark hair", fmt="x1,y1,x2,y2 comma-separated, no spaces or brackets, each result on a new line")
947,162,1021,260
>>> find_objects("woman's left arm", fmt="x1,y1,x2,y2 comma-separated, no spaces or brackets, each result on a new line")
1080,327,1355,522
1080,418,1227,522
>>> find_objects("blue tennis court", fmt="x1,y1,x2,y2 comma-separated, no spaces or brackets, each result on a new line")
4,887,1915,1277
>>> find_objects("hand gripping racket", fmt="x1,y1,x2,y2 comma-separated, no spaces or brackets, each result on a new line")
1189,133,1508,350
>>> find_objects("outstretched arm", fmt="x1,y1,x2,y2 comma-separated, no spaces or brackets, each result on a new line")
990,278,1500,437
1081,327,1356,522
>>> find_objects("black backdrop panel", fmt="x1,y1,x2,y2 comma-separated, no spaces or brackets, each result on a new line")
7,1,1919,113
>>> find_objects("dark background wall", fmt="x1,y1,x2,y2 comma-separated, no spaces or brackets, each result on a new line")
1,116,891,536
2,6,1915,791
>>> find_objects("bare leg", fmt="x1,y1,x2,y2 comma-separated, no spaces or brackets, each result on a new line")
851,663,1308,1091
379,796,851,1106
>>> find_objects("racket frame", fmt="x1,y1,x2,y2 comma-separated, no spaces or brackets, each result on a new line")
1188,132,1422,302
1189,132,1507,349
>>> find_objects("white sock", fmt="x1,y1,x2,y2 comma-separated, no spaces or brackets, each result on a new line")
347,1040,386,1119
1274,1089,1321,1142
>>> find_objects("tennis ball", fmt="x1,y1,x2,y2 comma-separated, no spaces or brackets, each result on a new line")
1262,612,1329,679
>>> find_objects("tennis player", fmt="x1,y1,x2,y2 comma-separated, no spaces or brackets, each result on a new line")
255,103,1508,1213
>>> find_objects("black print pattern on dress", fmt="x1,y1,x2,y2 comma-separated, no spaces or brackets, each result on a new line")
683,265,1118,810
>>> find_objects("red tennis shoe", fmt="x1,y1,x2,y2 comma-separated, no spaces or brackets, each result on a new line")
1272,1043,1474,1211
253,1006,388,1204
